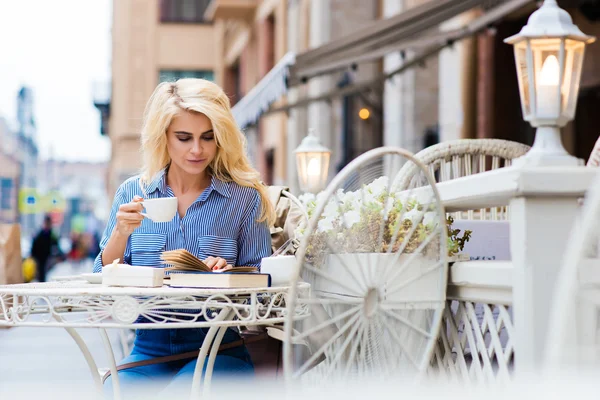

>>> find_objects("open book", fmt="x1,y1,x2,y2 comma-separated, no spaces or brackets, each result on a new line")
161,249,269,288
161,249,258,273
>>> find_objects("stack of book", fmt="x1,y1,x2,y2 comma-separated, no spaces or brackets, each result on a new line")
161,249,270,288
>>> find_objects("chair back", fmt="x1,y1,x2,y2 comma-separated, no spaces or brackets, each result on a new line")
266,186,307,255
396,139,530,220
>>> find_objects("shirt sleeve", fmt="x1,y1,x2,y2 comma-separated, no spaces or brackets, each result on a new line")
92,185,132,273
237,191,272,269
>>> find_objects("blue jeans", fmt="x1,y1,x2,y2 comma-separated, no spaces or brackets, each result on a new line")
104,328,254,399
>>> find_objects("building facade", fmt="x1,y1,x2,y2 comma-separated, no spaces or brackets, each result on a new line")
206,0,290,186
15,87,40,237
99,0,600,199
98,0,221,196
37,159,109,239
0,86,40,237
208,0,389,192
227,0,600,196
0,117,20,224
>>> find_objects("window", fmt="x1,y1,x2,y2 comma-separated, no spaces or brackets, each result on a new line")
0,179,13,210
159,0,212,23
159,70,214,83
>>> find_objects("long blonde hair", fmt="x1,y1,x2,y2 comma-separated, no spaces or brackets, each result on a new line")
139,78,275,225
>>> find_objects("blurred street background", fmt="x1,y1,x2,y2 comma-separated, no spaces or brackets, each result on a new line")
1,0,600,282
0,0,600,394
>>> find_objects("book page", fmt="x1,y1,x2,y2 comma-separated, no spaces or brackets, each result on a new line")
161,249,258,273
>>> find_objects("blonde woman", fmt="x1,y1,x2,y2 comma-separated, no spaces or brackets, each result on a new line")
94,79,274,396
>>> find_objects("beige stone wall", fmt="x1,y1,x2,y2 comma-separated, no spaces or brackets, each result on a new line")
156,25,217,70
109,0,219,196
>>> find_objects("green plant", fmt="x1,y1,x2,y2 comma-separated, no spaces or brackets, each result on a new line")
446,215,472,257
296,177,472,266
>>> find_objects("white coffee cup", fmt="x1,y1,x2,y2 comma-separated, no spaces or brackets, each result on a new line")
260,255,297,286
140,197,178,223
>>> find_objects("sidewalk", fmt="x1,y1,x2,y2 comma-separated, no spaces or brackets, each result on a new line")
0,261,123,399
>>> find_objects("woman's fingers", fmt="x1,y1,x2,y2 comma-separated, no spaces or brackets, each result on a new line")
116,211,144,222
119,202,144,212
203,256,217,269
204,257,229,271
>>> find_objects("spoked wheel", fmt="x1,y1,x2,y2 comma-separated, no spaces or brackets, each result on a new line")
283,147,448,384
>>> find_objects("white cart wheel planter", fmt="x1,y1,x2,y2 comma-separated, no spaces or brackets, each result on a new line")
283,147,448,384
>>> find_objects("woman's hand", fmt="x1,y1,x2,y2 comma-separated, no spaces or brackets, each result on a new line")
114,196,145,237
204,256,233,271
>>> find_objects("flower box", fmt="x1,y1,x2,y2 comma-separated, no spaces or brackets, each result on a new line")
313,253,444,310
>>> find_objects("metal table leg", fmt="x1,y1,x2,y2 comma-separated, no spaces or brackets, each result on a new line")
190,307,234,399
202,324,231,397
99,328,121,400
54,315,103,397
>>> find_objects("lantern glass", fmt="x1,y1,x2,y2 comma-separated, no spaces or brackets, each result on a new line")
514,40,532,117
296,151,330,193
531,38,562,121
514,37,588,126
562,38,586,119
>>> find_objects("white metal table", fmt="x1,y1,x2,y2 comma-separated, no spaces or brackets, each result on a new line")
0,280,309,399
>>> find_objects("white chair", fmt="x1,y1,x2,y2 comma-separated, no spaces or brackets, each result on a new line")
395,139,530,383
283,147,448,384
396,138,530,220
267,185,308,255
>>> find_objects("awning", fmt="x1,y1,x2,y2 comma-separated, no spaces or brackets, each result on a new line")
266,0,534,115
287,0,533,87
232,52,295,129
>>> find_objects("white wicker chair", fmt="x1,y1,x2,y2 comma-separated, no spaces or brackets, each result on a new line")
394,139,530,383
396,139,530,220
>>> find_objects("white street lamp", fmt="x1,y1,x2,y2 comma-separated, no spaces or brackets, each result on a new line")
504,0,596,166
294,128,331,193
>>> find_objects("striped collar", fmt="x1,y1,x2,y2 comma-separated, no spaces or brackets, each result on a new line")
145,168,231,199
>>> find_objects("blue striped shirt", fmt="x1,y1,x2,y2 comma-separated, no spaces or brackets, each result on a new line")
93,169,271,273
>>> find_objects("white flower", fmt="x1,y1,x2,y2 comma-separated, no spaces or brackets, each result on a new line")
367,176,389,196
323,199,339,218
294,226,305,239
350,195,363,211
362,189,379,206
339,189,359,206
422,211,439,228
403,208,423,224
379,195,396,218
395,192,411,205
317,217,335,233
298,192,315,207
342,210,361,229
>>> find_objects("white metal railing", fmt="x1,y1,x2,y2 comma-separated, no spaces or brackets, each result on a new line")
429,261,514,383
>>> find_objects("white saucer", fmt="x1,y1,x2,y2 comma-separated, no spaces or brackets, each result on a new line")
80,273,103,284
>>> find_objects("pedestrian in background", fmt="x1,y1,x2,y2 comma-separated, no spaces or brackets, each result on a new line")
30,215,64,282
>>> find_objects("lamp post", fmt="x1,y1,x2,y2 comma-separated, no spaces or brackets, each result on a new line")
294,128,331,193
504,0,596,166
